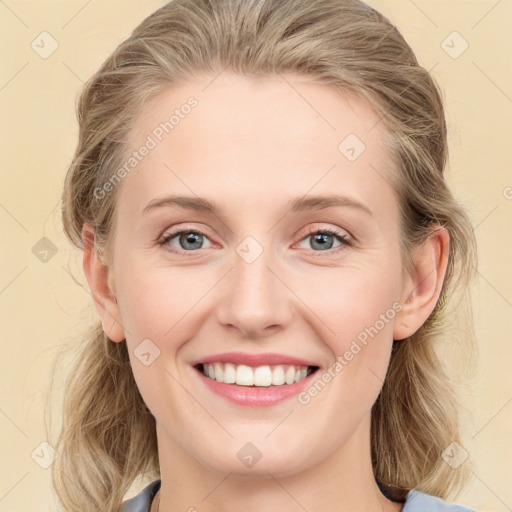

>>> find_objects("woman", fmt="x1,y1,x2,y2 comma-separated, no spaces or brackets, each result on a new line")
53,0,478,511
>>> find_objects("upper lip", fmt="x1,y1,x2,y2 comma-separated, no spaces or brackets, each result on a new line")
192,352,319,368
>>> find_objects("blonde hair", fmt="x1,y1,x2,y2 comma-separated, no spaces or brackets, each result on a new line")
51,0,477,510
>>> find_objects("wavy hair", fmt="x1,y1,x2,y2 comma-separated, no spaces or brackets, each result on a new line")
49,0,477,510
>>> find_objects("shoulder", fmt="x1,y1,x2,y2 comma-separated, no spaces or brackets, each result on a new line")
119,481,477,512
404,490,477,512
120,479,161,512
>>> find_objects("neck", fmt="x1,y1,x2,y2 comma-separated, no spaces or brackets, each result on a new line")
154,417,403,512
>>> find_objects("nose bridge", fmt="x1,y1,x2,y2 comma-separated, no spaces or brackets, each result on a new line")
216,236,290,336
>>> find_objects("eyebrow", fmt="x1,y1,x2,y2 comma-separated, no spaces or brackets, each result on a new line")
142,194,373,217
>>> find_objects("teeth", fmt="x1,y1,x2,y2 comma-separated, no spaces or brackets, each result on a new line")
271,365,285,385
285,365,296,385
236,364,255,386
214,363,223,382
223,363,236,384
254,366,272,387
201,363,312,386
297,367,308,382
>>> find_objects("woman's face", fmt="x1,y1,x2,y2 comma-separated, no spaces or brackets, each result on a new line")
103,72,410,477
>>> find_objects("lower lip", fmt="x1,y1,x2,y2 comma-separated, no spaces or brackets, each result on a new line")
194,367,315,406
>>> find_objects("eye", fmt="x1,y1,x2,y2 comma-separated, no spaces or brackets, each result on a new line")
158,225,352,257
296,226,352,255
159,228,213,254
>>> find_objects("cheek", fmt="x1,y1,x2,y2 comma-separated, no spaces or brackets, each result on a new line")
116,258,204,341
294,258,401,399
295,256,402,343
116,242,403,349
114,262,202,420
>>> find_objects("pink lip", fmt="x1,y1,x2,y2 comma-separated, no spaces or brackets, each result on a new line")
192,351,318,367
194,367,316,407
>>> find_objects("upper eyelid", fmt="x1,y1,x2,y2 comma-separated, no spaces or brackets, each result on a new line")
301,225,350,239
161,224,351,247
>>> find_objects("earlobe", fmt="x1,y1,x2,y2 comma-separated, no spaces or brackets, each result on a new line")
393,227,450,341
82,223,126,342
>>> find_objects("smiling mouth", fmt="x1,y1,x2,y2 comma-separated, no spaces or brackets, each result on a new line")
194,363,319,387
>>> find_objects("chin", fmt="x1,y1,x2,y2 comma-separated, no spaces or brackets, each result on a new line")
198,445,313,479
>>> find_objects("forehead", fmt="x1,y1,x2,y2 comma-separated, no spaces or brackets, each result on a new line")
127,71,385,155
117,72,396,221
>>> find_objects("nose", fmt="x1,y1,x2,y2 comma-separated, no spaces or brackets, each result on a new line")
215,244,292,340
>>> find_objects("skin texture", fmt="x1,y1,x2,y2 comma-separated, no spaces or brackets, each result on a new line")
82,72,449,512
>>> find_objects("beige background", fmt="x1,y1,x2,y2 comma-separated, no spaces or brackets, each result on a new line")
0,0,511,510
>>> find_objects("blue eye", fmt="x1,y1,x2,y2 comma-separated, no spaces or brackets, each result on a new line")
159,229,212,253
299,227,351,255
158,226,351,256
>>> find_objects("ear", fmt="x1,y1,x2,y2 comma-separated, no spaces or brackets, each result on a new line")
82,223,126,342
393,226,450,341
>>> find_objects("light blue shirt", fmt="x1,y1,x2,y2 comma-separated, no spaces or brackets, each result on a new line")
120,479,477,512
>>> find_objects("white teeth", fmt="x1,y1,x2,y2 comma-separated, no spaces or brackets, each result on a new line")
236,364,254,386
285,365,296,385
271,365,285,385
214,363,223,382
254,365,272,387
201,363,312,386
223,362,236,384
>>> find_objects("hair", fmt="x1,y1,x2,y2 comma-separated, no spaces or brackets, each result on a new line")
49,0,478,510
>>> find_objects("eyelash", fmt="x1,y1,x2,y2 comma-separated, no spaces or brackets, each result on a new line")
158,226,352,257
301,226,352,257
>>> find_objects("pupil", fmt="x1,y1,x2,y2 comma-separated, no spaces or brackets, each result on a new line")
178,232,334,251
313,233,333,250
181,232,202,249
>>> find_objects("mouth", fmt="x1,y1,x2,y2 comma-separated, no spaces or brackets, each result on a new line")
194,362,320,387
